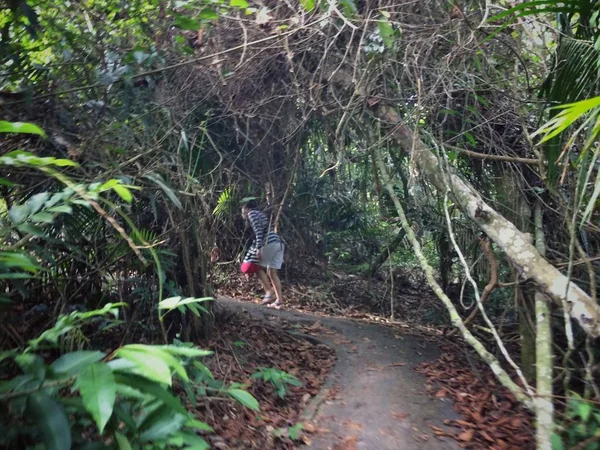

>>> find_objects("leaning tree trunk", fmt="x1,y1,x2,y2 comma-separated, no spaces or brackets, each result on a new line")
374,147,533,409
375,105,600,338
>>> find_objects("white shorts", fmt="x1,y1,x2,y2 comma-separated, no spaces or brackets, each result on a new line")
258,242,285,270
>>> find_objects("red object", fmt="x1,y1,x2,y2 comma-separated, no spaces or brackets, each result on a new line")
241,262,260,274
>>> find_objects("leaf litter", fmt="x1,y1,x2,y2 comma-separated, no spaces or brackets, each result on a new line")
416,348,534,449
190,310,335,449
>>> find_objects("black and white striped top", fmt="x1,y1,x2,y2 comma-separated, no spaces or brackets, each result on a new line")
243,209,281,263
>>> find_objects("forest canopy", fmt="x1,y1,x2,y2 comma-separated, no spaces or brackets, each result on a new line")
3,0,600,449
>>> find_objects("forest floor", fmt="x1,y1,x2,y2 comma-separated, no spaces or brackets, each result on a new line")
217,297,460,450
214,270,535,450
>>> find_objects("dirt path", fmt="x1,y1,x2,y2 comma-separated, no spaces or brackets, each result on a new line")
217,297,460,450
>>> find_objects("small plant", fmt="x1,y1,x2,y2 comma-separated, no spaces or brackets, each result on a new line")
251,367,302,398
273,423,304,441
552,393,600,450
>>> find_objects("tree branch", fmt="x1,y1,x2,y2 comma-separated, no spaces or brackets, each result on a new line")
376,105,600,338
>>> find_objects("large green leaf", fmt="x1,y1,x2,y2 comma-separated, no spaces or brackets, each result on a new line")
156,345,213,358
78,363,116,433
0,251,41,273
27,192,50,215
139,405,187,442
158,296,213,316
114,431,133,450
26,392,72,450
228,388,259,411
299,0,315,11
120,344,188,381
114,347,173,385
8,204,30,224
180,433,211,450
144,173,183,209
112,185,134,203
0,121,47,137
51,351,105,376
114,373,187,415
378,17,394,49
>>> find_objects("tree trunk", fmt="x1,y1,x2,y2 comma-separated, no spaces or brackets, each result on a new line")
534,201,554,450
376,105,600,338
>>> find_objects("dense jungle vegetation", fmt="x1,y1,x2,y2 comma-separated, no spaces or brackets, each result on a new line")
3,0,600,449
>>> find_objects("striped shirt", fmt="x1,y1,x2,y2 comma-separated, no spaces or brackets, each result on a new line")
243,209,281,263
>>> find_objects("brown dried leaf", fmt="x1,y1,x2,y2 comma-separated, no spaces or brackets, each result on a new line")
343,420,363,431
392,411,409,421
435,389,448,398
333,436,359,450
458,429,475,442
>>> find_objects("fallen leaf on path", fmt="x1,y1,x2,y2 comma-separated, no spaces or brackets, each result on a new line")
392,411,409,421
333,436,359,450
435,388,448,398
303,422,330,434
458,429,475,442
378,428,395,437
349,345,357,353
343,420,363,431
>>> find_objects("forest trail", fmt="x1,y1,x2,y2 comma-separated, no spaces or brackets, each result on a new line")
217,297,460,450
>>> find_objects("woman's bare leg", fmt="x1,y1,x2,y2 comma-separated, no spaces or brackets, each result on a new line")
267,268,283,304
256,269,274,297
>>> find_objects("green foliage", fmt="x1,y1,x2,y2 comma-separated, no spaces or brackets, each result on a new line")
377,14,395,49
0,122,255,448
213,187,238,219
0,121,46,137
496,1,600,181
227,388,260,410
251,367,302,399
553,393,600,450
0,306,212,449
273,423,304,441
158,296,214,320
0,306,262,449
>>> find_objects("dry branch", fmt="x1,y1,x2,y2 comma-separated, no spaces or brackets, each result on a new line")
376,105,600,338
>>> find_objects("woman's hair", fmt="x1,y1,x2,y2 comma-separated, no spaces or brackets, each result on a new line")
243,199,259,210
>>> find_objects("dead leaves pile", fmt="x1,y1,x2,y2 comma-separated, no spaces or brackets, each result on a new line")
199,313,336,449
417,348,534,450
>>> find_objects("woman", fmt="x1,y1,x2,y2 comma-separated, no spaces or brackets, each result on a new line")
241,200,284,309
